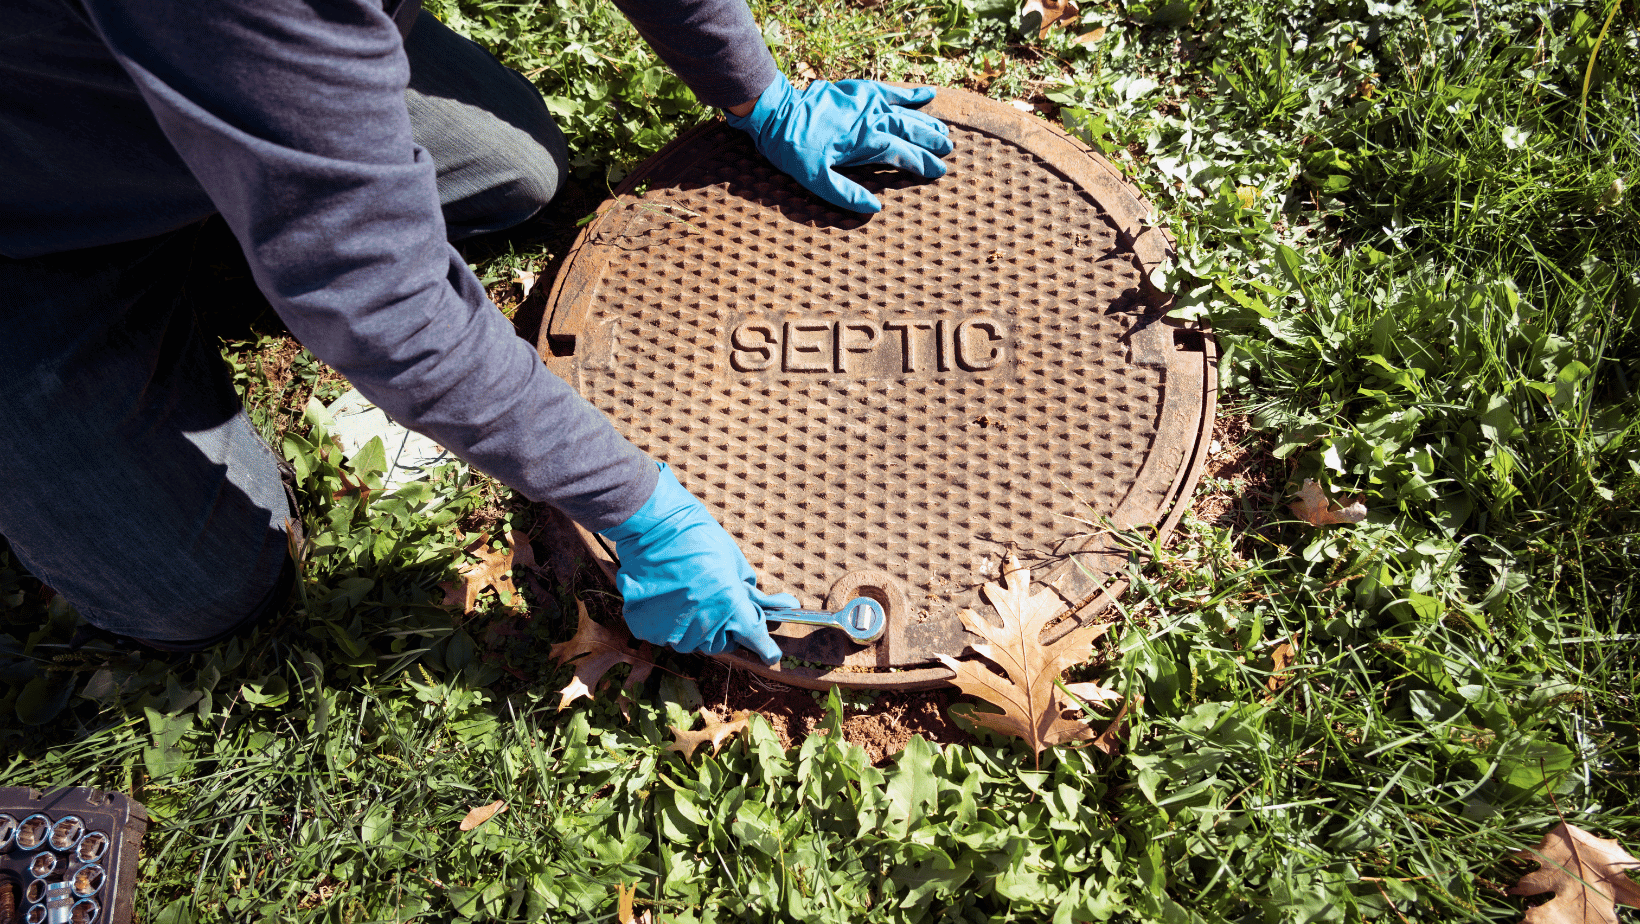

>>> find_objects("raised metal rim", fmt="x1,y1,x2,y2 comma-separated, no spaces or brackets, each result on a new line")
540,89,1217,692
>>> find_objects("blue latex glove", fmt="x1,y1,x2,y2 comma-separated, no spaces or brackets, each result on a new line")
602,462,797,665
726,73,953,213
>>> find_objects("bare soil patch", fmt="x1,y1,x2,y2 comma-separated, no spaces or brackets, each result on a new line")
1195,412,1283,533
695,660,971,764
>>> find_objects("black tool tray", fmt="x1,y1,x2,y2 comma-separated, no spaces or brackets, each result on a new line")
0,788,146,924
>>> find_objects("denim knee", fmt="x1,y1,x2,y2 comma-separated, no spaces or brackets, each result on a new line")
405,11,570,238
0,231,291,644
494,87,568,212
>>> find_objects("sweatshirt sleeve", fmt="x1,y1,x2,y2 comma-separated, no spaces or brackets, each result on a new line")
77,0,658,531
609,0,779,109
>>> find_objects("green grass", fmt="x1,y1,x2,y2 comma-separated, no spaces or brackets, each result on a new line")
3,0,1638,920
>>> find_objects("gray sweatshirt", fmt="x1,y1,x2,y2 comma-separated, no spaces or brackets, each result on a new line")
0,0,778,529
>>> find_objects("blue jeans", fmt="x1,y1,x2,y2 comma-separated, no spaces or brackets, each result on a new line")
0,12,567,646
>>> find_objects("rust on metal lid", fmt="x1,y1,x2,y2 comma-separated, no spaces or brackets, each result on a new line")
539,88,1216,691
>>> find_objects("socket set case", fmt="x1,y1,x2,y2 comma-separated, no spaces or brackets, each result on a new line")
0,788,146,924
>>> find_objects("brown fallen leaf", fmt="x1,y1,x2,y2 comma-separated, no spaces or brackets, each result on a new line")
1062,680,1123,707
1089,695,1132,756
1075,24,1107,45
1508,822,1640,924
1266,637,1297,697
1020,0,1079,38
615,883,636,924
331,468,372,504
507,529,537,571
969,52,1008,91
549,601,657,711
936,556,1117,762
440,533,518,615
1289,479,1367,526
504,528,560,626
667,709,753,761
458,799,507,832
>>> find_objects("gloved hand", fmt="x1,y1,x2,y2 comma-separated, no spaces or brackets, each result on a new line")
601,462,796,665
726,73,953,213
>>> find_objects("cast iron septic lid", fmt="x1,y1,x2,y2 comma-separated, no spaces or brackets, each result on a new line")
539,88,1216,691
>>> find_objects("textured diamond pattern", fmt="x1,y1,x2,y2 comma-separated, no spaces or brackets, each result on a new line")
567,118,1167,649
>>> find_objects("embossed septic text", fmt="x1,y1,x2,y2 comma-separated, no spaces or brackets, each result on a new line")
729,317,1009,376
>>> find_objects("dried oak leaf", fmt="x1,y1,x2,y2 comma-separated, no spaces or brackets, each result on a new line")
458,799,507,831
935,556,1116,760
1089,695,1132,756
1063,679,1127,755
667,709,753,761
1062,680,1123,707
1289,479,1367,526
969,53,1008,90
1020,0,1079,38
506,529,537,571
1508,822,1640,924
331,468,372,504
440,532,518,615
548,600,656,711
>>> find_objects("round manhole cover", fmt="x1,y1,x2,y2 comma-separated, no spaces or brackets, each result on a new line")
539,88,1215,690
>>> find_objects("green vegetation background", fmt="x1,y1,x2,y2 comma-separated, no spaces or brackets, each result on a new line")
2,0,1636,920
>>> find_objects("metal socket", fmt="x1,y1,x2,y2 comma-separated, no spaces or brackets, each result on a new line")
68,867,101,900
72,834,106,865
47,818,82,853
13,817,48,852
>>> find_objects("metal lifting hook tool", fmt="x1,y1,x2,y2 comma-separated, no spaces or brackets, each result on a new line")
764,597,886,643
